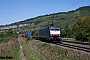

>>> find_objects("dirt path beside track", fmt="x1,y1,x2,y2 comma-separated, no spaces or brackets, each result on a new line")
18,36,26,60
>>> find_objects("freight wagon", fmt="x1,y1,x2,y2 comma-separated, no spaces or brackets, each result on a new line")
26,32,32,37
20,32,32,37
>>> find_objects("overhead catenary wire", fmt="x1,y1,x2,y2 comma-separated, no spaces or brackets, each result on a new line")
62,0,83,11
60,0,75,11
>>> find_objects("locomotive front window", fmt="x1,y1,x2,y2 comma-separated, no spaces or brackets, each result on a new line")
50,29,54,31
50,29,59,31
55,29,59,31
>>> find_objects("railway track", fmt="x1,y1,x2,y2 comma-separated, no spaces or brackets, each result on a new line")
54,41,90,53
34,38,90,53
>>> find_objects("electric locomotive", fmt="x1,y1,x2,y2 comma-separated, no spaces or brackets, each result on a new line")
38,24,61,42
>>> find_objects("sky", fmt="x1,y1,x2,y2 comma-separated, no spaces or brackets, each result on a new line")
0,0,90,25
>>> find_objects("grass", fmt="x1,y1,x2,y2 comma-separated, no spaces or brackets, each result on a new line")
20,37,44,60
62,38,90,43
0,36,14,44
28,39,90,60
0,38,21,60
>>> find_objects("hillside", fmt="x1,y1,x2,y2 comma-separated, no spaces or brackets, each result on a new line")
0,6,90,33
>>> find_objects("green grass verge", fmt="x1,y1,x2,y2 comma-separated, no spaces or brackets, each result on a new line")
28,40,90,60
0,39,21,60
21,38,44,60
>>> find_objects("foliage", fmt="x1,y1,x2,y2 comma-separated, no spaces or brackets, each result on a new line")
29,39,90,60
5,28,18,38
61,24,73,38
0,39,21,60
5,28,13,37
14,6,90,34
73,16,90,42
32,30,38,36
20,37,44,60
0,6,90,38
0,6,90,26
0,28,18,42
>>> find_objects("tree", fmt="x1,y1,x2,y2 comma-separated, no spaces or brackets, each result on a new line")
5,28,18,38
0,32,4,38
73,16,90,42
61,24,73,38
32,30,38,36
6,28,13,37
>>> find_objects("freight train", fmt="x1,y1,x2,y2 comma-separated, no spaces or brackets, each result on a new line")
19,23,61,42
19,32,32,37
37,25,61,42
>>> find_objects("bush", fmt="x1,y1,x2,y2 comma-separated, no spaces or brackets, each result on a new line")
73,16,90,42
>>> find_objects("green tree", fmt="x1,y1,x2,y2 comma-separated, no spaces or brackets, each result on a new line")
32,30,38,36
0,32,4,38
73,16,90,42
6,28,13,37
5,28,18,38
61,24,73,39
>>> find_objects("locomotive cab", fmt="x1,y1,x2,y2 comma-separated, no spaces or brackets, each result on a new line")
49,26,61,41
38,25,61,42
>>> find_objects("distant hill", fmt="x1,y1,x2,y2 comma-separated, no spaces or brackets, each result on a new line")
0,6,90,33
